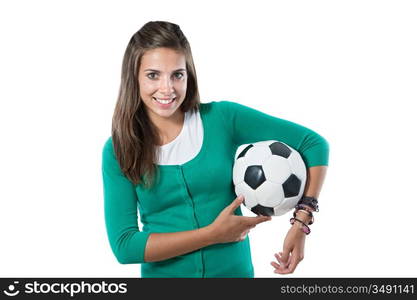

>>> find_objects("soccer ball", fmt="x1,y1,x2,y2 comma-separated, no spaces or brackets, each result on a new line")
233,140,307,216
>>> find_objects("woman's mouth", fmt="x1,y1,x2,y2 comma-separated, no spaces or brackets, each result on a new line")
153,97,176,108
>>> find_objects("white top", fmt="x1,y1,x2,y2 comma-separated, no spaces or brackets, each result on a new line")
157,109,203,165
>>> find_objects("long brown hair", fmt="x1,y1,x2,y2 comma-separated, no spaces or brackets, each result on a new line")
111,21,200,188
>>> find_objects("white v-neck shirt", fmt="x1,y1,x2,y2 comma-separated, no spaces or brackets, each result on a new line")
157,109,203,165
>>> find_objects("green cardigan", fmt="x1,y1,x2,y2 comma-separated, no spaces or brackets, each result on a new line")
101,100,329,278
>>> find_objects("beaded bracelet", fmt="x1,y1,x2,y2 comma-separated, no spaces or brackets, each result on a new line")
295,203,316,213
294,205,314,216
297,196,319,212
293,209,314,225
290,217,311,235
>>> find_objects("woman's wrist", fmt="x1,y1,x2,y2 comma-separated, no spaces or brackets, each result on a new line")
202,225,217,245
294,210,313,224
290,218,311,235
291,205,315,235
290,221,308,236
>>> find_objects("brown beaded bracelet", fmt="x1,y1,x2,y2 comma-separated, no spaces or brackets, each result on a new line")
290,217,311,235
297,196,319,212
295,203,316,213
293,209,314,225
294,205,314,216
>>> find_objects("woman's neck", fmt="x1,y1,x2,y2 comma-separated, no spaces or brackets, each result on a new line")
151,110,185,146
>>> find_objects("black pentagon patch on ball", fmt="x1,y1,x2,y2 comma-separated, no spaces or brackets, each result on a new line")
244,165,266,189
282,174,301,197
251,205,275,216
237,144,253,159
269,142,291,158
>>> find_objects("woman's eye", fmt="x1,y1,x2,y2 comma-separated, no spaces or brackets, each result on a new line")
146,72,184,80
174,73,184,79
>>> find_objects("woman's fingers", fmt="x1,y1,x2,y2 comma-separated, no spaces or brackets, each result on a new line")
273,253,303,274
270,261,280,269
275,252,289,268
287,250,303,273
227,195,244,213
239,229,250,241
242,215,272,227
271,252,294,274
280,249,291,264
287,259,300,273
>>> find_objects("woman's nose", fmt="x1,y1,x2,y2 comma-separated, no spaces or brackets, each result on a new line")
159,76,174,93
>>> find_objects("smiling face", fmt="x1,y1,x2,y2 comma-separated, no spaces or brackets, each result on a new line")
138,47,188,125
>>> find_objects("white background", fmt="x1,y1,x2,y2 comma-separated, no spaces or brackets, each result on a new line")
1,0,416,278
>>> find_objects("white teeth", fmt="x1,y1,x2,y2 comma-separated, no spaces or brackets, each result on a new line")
154,97,175,104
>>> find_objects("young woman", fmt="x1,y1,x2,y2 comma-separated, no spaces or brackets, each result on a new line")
102,21,329,278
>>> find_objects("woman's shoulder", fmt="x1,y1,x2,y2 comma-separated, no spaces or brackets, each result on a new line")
200,100,241,113
103,136,113,148
201,100,235,107
200,100,249,117
102,136,115,158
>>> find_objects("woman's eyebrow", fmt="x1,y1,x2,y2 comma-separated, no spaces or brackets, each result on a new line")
144,68,186,72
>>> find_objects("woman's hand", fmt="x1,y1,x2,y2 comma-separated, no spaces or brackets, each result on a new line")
207,195,271,244
270,224,306,274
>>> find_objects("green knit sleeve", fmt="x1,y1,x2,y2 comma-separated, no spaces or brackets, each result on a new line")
216,101,329,167
101,137,150,264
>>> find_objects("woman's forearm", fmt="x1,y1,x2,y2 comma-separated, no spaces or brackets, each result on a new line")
294,166,328,224
144,226,215,262
303,166,328,199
